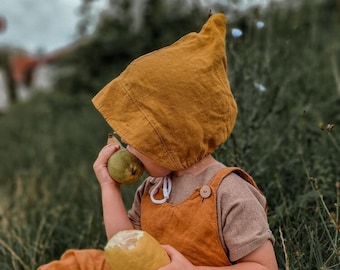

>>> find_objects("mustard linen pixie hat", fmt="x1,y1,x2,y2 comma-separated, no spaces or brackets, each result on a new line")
92,13,237,171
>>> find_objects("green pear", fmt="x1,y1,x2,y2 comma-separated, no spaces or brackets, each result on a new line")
107,134,144,184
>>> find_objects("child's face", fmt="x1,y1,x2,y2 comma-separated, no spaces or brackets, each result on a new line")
126,145,171,177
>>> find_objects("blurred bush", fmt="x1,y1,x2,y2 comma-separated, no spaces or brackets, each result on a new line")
54,0,207,95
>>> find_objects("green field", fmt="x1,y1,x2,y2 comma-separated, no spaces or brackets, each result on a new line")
0,1,339,269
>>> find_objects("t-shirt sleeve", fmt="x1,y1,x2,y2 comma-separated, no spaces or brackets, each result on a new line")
127,177,155,230
218,173,274,262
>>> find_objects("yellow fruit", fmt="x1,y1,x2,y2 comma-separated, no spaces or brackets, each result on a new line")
104,230,170,270
107,148,144,184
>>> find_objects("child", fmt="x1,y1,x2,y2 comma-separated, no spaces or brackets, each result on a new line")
39,13,278,269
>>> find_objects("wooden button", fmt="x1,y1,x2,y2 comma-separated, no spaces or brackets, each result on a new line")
200,185,212,199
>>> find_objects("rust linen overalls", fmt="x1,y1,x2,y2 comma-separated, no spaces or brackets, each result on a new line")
38,167,260,269
141,167,261,266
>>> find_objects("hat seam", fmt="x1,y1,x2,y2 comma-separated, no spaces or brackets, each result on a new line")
120,81,179,170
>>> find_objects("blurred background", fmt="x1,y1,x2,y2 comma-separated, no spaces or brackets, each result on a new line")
0,0,279,52
0,0,285,111
0,0,339,269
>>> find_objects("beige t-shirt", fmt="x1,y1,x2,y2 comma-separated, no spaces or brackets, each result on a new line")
128,163,274,262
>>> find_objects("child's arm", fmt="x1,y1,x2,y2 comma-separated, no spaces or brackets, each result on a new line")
93,144,134,240
159,240,278,270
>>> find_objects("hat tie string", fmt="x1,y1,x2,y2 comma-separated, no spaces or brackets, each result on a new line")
149,176,172,204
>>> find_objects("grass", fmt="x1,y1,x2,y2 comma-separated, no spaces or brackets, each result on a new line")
0,0,339,269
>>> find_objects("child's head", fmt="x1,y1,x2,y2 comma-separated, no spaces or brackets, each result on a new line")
93,13,237,172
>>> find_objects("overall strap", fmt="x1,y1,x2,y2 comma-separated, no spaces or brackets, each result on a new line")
209,166,266,212
209,167,262,193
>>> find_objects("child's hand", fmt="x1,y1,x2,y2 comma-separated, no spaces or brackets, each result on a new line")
158,245,198,270
93,144,121,186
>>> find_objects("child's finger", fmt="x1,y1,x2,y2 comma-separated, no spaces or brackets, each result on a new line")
94,144,120,170
99,144,120,160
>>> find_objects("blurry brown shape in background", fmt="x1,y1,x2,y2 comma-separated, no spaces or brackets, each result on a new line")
11,56,39,87
0,15,6,33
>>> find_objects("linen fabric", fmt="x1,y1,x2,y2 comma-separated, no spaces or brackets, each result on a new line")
38,249,109,270
38,166,273,269
92,13,237,171
128,164,274,262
